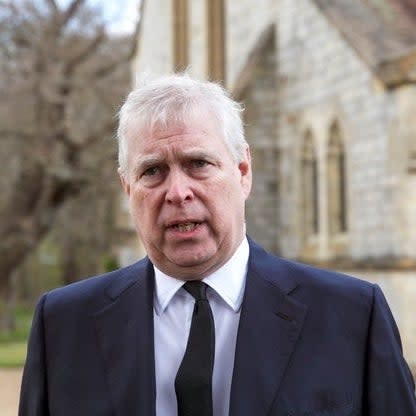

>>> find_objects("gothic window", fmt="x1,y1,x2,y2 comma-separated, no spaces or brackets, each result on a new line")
408,144,416,173
173,0,189,71
207,0,226,82
327,122,348,235
301,131,319,238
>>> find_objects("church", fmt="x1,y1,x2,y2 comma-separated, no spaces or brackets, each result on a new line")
117,0,416,374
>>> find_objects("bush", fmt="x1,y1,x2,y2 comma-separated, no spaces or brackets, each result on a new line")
0,304,33,368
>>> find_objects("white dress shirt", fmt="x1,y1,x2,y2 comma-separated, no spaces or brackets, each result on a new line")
153,237,249,416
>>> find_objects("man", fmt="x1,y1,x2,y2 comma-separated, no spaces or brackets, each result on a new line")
20,74,416,415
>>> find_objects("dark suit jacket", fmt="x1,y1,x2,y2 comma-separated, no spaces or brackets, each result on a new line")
19,238,416,415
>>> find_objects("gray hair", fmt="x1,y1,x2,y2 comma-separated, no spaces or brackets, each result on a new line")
117,73,247,173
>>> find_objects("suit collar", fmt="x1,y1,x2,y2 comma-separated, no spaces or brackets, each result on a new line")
229,239,308,415
93,240,307,416
103,260,149,300
246,236,300,295
153,237,249,314
94,258,156,416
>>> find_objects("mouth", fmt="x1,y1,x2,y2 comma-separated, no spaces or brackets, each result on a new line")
168,222,201,232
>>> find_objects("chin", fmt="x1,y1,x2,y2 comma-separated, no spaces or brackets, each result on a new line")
172,256,210,268
169,250,215,268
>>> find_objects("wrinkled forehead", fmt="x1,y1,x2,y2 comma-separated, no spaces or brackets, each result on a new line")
126,104,224,143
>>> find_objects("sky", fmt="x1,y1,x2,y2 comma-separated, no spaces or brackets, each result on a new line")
53,0,141,35
97,0,141,35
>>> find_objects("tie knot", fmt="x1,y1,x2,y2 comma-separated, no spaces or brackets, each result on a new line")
183,281,208,300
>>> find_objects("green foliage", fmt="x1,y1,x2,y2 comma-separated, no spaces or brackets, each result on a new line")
24,237,63,294
0,305,33,343
0,342,27,368
0,304,33,368
102,255,120,273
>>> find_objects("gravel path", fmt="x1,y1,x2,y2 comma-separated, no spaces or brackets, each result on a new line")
0,368,22,416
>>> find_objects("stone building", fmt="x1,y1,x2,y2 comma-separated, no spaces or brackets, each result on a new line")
123,0,416,372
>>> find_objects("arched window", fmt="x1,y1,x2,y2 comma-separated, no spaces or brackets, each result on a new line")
408,144,416,173
301,131,319,238
207,0,226,82
327,122,347,235
173,0,189,71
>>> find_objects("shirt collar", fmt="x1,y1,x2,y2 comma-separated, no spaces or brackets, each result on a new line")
153,237,249,315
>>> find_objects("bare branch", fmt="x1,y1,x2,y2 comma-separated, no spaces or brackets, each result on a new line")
82,118,117,149
92,60,122,80
0,1,18,13
0,129,33,140
65,27,106,74
93,40,138,80
61,0,86,27
90,1,143,80
128,0,146,61
45,0,59,14
0,0,132,293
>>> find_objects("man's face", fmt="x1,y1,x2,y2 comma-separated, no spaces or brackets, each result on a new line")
119,110,252,279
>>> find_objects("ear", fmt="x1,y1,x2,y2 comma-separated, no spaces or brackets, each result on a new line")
118,168,131,197
238,145,252,199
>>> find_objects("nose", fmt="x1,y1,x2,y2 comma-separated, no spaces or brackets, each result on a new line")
165,169,194,205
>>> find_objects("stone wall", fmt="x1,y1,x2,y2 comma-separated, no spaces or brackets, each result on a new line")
222,0,416,264
131,0,416,377
131,0,416,264
275,0,397,261
243,32,280,252
271,0,416,265
189,0,207,79
133,0,173,78
226,0,276,86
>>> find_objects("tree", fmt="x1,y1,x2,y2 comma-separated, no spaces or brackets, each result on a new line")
0,0,141,327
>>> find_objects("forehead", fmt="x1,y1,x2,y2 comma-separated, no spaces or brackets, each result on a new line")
128,110,228,155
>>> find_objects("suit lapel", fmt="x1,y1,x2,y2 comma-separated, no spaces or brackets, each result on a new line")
229,242,308,416
94,260,156,416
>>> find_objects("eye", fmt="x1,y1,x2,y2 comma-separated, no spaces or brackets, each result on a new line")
191,160,209,169
142,166,160,177
139,165,165,186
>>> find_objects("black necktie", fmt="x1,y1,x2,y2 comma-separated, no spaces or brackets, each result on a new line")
175,281,215,416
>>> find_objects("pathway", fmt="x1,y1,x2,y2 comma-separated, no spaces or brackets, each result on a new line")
0,368,22,416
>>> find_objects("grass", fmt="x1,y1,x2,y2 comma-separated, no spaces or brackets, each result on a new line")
0,342,27,368
0,305,33,368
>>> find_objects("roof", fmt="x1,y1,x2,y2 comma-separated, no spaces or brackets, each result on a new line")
313,0,416,87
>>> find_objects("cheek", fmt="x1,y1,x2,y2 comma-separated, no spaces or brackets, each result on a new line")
207,180,244,217
130,186,154,209
220,176,247,202
129,191,155,225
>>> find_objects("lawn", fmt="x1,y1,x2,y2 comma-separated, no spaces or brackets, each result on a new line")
0,342,27,368
0,305,33,368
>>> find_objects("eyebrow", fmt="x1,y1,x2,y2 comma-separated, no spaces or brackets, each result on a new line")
132,156,164,176
131,148,220,176
180,149,218,161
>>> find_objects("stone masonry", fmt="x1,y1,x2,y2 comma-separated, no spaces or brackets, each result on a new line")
130,0,416,371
